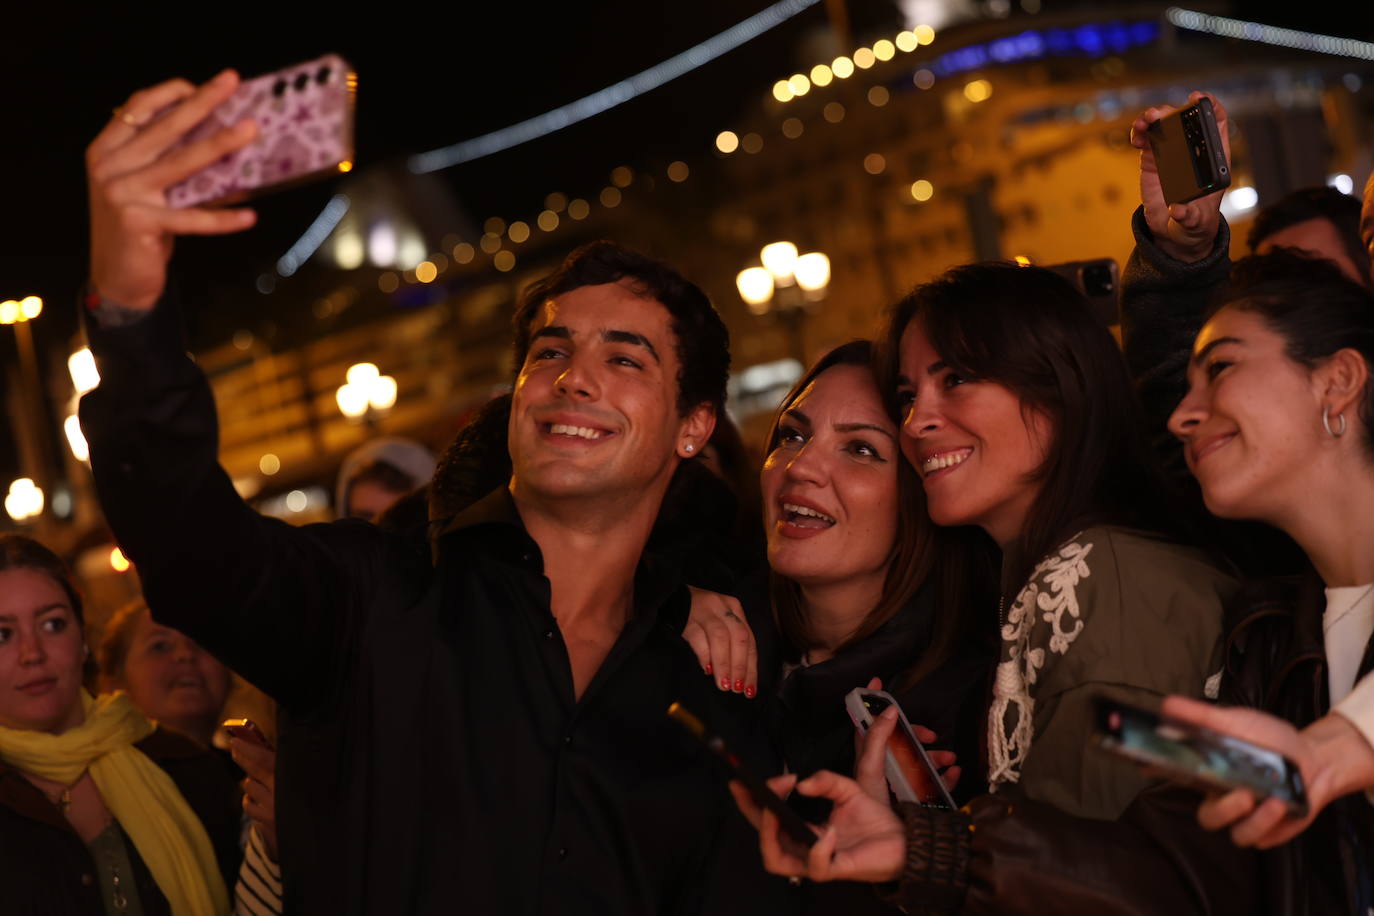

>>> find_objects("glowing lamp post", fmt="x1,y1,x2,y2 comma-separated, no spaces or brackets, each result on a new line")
336,362,398,427
736,242,830,362
5,478,44,523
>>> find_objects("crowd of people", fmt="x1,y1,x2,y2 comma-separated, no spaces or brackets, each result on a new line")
3,70,1373,915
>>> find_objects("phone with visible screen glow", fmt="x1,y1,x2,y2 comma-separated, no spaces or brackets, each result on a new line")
846,688,956,809
1092,697,1307,818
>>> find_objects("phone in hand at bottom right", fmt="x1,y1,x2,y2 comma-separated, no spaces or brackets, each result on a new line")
1092,696,1308,818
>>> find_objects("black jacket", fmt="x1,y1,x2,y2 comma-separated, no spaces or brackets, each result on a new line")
1219,574,1374,915
80,297,778,916
0,727,242,916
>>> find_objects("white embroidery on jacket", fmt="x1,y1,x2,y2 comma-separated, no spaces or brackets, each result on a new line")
988,537,1093,789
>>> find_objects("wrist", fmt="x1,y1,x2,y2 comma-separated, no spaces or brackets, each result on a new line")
1156,234,1218,265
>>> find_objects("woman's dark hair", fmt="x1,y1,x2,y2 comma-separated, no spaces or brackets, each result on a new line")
511,240,730,418
878,262,1180,591
1213,250,1374,457
766,341,992,681
0,534,85,628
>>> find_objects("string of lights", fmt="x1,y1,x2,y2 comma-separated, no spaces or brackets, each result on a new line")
1167,8,1374,61
407,0,821,174
277,194,350,277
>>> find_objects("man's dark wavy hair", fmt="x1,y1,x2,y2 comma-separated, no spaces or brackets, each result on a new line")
1247,186,1367,283
511,241,730,417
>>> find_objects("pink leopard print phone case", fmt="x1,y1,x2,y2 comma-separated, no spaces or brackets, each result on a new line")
166,54,356,208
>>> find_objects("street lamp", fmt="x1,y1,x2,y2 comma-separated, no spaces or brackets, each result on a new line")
336,362,398,425
5,478,44,523
2,296,55,505
736,242,830,362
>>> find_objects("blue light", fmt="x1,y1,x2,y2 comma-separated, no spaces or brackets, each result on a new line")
1074,25,1106,56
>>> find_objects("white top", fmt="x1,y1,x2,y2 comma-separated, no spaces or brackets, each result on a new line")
1324,585,1374,707
1324,585,1374,804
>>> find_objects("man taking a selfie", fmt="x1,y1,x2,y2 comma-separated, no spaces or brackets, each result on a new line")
80,71,771,914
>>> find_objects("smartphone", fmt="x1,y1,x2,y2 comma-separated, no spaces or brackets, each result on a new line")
667,702,817,848
1092,697,1308,818
222,717,274,751
845,688,956,810
165,54,357,209
1147,97,1230,206
1047,258,1119,329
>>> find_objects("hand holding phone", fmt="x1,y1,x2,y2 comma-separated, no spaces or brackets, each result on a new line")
222,717,273,751
1092,696,1308,818
165,55,356,209
1146,97,1230,207
1129,91,1232,264
667,702,817,848
845,689,956,809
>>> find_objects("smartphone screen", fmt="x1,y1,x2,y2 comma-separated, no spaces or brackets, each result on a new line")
1094,698,1307,817
851,690,956,809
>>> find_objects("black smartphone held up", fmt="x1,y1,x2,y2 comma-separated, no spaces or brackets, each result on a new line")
1092,697,1308,818
1047,258,1119,329
845,688,956,810
1147,97,1230,207
667,702,817,848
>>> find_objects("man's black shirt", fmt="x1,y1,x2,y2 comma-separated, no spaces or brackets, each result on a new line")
80,298,778,915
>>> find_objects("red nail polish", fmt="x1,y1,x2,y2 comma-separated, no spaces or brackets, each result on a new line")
721,678,731,690
746,685,756,699
734,679,744,692
704,663,713,675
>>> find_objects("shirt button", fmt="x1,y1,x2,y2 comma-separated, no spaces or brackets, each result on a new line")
563,734,572,745
81,874,94,887
544,629,555,640
558,847,568,860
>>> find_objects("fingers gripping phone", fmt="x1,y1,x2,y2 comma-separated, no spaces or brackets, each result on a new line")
166,54,357,209
667,702,817,848
1092,697,1308,818
845,688,956,810
1147,97,1230,206
222,717,274,750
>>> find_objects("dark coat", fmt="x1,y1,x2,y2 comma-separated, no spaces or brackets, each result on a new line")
0,726,243,916
1220,573,1374,916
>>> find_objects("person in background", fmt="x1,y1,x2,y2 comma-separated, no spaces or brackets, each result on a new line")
1248,185,1370,287
98,599,232,747
0,534,241,915
1162,251,1374,912
334,437,436,522
97,599,282,914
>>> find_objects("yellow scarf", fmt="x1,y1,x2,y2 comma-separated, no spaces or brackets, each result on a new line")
0,692,229,916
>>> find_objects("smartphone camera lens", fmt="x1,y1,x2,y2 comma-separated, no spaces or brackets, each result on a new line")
272,79,287,97
294,73,310,92
316,66,332,85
